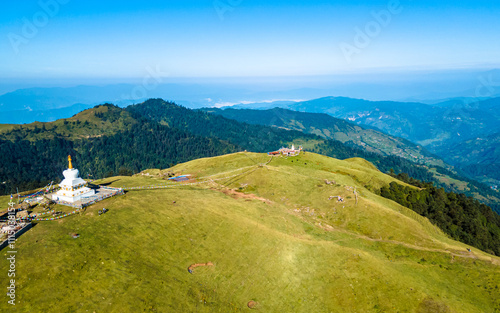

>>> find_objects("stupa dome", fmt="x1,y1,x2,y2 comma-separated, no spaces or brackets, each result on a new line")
63,168,80,180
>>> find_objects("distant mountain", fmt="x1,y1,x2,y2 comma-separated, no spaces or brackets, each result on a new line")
0,84,316,115
270,97,437,143
3,67,500,121
281,96,500,143
429,97,492,107
0,84,217,113
0,85,135,112
268,96,500,184
227,100,297,110
201,107,447,168
0,103,93,124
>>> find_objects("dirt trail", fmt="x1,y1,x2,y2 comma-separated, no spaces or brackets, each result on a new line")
188,262,214,273
218,188,272,204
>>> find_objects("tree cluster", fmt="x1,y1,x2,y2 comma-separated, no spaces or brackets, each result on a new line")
380,176,500,256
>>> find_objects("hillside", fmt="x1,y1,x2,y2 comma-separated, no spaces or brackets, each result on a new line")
126,99,446,180
433,132,500,184
126,99,321,154
1,152,498,312
126,99,447,184
283,96,435,142
202,107,447,168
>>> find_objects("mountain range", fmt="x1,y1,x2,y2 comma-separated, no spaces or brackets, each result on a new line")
1,99,498,213
1,78,499,187
229,96,500,185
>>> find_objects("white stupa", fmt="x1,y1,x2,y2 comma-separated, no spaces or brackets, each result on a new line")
52,155,95,203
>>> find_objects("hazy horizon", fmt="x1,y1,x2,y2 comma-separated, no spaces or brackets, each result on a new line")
1,1,500,108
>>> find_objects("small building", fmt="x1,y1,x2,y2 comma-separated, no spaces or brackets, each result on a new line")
268,144,303,157
52,156,95,203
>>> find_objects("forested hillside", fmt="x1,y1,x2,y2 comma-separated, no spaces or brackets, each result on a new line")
381,173,500,255
434,132,500,183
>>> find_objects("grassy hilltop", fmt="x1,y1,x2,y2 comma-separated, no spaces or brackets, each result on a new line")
1,152,499,312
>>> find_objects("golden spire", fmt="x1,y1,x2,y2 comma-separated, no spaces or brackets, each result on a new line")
68,155,73,169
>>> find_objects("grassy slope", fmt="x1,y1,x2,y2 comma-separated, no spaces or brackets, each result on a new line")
0,124,15,133
1,152,499,312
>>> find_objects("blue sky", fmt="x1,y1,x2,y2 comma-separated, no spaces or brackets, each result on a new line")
1,0,499,79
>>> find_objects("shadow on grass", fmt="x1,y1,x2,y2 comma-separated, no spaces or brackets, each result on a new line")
90,179,120,188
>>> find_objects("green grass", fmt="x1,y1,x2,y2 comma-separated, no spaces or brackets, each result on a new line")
430,168,470,191
1,152,499,312
0,124,16,134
